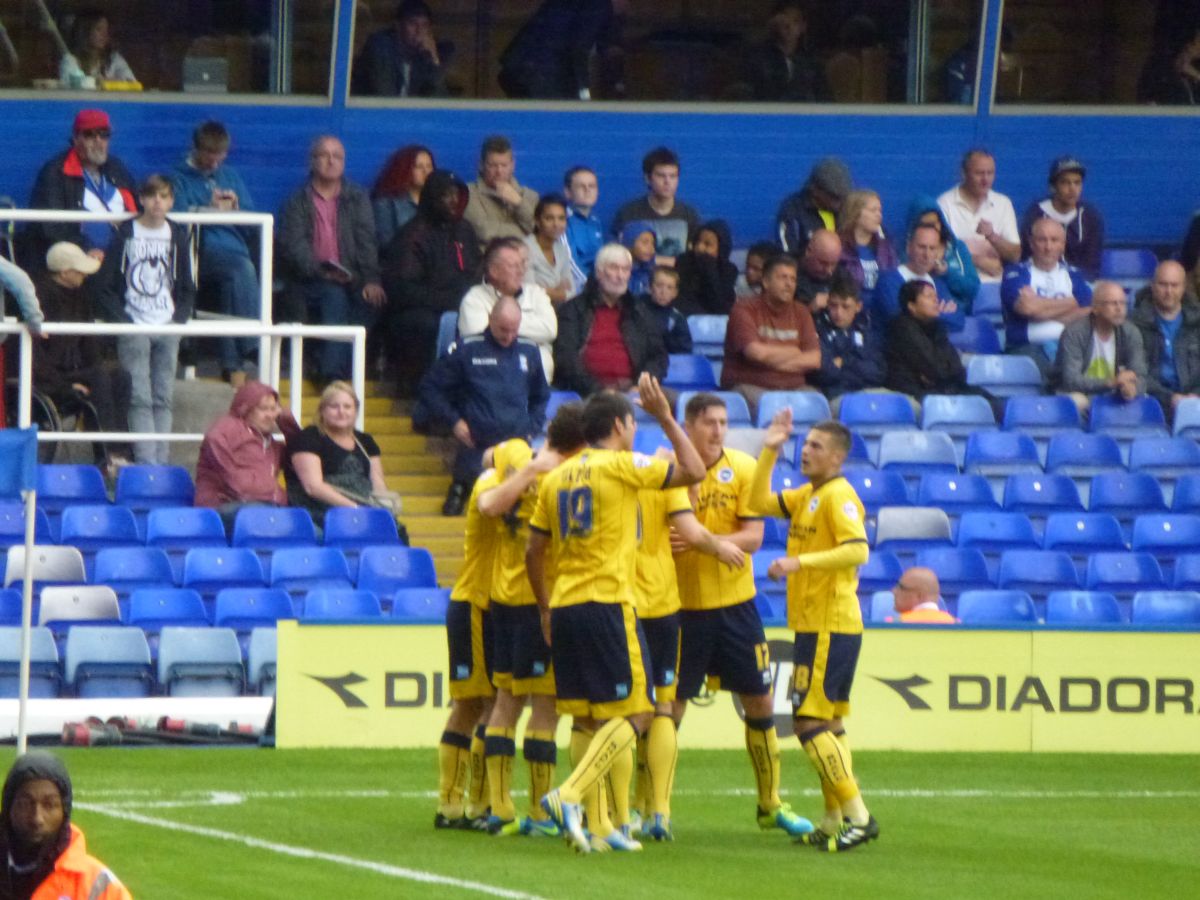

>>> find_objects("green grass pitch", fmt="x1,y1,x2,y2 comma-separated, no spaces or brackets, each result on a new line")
40,747,1200,899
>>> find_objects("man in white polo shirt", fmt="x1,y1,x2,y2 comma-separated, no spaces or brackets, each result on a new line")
937,149,1020,282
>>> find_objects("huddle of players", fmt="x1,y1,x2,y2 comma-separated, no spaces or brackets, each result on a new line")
435,371,879,854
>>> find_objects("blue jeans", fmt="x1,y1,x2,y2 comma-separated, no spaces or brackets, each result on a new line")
294,279,379,382
203,246,260,372
117,333,180,465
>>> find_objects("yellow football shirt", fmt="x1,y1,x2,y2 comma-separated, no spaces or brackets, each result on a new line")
530,448,673,608
635,486,691,619
449,469,503,608
490,475,542,607
777,476,867,633
674,448,759,611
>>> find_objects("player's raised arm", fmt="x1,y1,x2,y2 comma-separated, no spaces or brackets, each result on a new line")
638,371,705,487
477,446,562,518
750,406,793,516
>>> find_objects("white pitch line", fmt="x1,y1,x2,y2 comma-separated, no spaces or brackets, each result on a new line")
78,803,549,900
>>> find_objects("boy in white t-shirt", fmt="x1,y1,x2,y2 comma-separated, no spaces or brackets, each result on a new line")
96,174,196,464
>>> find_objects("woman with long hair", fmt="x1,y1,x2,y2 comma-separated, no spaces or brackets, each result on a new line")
60,11,135,84
371,144,435,248
522,194,574,304
837,189,898,308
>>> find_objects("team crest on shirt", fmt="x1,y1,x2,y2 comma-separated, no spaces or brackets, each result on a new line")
842,501,859,520
718,467,734,483
519,355,528,372
632,452,652,468
808,497,820,512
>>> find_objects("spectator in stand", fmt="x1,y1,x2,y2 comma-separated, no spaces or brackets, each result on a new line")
278,135,386,384
794,228,845,310
641,265,693,354
498,0,626,100
675,220,738,316
885,281,981,405
1019,156,1105,280
562,165,604,290
522,194,574,304
744,1,831,102
874,223,967,337
94,175,195,466
903,195,981,310
937,149,1021,282
553,242,667,396
812,275,884,412
776,157,853,255
419,297,549,516
736,240,777,297
1132,261,1200,420
837,189,899,312
0,751,132,900
59,11,135,85
459,237,557,380
171,120,260,388
721,254,820,417
1,257,43,332
194,381,301,533
611,147,700,261
286,381,392,529
620,222,659,297
28,109,136,267
1181,206,1200,279
371,144,435,249
1000,218,1092,373
351,0,449,98
888,567,957,624
32,242,131,473
463,135,539,249
1055,281,1146,419
382,168,480,394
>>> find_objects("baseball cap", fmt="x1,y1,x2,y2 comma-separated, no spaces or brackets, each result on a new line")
46,241,101,275
807,157,853,201
1049,155,1085,182
73,109,111,134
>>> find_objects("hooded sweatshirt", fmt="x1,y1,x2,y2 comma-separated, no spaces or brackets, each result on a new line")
194,381,301,508
674,220,738,317
904,195,981,307
1019,198,1105,280
382,169,482,314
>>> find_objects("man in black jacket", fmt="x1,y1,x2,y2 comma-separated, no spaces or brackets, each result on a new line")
1130,261,1200,420
553,243,667,397
885,280,976,403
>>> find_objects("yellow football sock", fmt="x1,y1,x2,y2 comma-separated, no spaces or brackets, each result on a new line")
802,727,869,826
437,730,471,817
585,778,612,838
466,724,489,816
523,729,557,819
744,717,782,811
561,718,637,804
484,726,517,821
634,735,650,817
607,743,634,828
833,730,869,825
646,714,678,818
569,726,593,767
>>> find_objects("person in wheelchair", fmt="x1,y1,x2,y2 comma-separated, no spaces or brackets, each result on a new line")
32,242,131,472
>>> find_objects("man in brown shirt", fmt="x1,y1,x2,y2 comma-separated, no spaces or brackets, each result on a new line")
720,254,821,418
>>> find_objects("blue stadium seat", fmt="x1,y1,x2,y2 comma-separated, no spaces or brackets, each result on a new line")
838,393,917,460
920,394,996,465
37,464,108,513
1087,472,1168,539
770,464,806,494
93,547,177,601
963,432,1041,497
182,548,266,597
868,591,898,623
761,518,788,549
248,627,277,695
664,354,718,390
632,423,667,455
304,588,383,620
1171,397,1200,439
0,503,52,549
674,391,752,426
0,626,60,697
965,355,1042,398
63,626,153,698
128,588,209,636
145,507,228,580
1045,591,1124,625
59,504,140,559
1171,553,1200,590
157,626,244,697
391,586,452,622
1128,438,1200,503
357,546,438,603
114,465,194,538
755,592,787,627
1002,395,1081,464
1041,513,1127,559
997,550,1080,609
545,390,582,423
1088,396,1168,450
957,512,1040,561
1100,248,1157,291
1085,552,1165,598
856,550,902,595
323,507,401,550
0,589,21,626
687,315,727,358
913,547,993,603
878,431,959,486
1045,433,1124,491
755,391,831,429
1170,473,1200,512
957,590,1037,624
435,310,458,358
213,588,297,644
947,316,1002,355
844,470,910,516
1131,514,1200,579
873,507,953,559
1131,590,1200,625
973,282,1003,326
270,547,354,596
1001,474,1084,527
232,507,318,554
914,473,999,518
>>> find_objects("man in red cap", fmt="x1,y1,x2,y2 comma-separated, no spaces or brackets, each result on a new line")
27,109,137,269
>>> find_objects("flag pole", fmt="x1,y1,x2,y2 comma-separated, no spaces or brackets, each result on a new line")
16,484,35,755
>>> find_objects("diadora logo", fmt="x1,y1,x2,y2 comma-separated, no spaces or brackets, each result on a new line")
309,672,368,708
307,671,452,709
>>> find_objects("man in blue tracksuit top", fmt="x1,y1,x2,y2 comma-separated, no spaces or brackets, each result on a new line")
418,295,550,515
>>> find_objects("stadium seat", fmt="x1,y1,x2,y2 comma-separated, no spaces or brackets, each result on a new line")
914,473,999,519
37,464,108,513
0,625,60,697
664,354,718,390
755,391,831,429
544,390,582,423
63,626,153,698
957,590,1037,624
1001,474,1084,528
303,588,384,620
997,550,1080,609
1041,513,1127,559
1128,438,1200,503
213,588,297,645
93,547,177,600
761,518,788,549
878,431,959,486
868,591,898,623
248,627,277,695
973,282,1002,326
687,314,727,358
1045,591,1123,625
920,394,996,465
3,545,85,590
963,432,1042,486
873,507,952,559
1131,590,1200,625
323,507,402,550
1085,552,1165,598
0,503,52,548
232,507,318,554
947,316,1002,355
0,589,21,626
357,546,438,603
59,505,141,575
269,547,354,596
675,391,752,427
722,427,764,458
1001,395,1081,464
1171,396,1200,438
1088,396,1168,452
856,550,902,595
1100,247,1157,291
157,626,245,697
182,548,266,597
844,470,909,516
957,512,1040,563
1045,433,1125,497
1087,472,1168,539
1170,473,1200,512
965,355,1042,398
37,586,121,634
1171,554,1200,590
391,586,452,621
114,465,195,537
128,588,209,636
755,592,787,627
1130,514,1200,579
913,547,993,604
838,392,917,460
435,310,458,358
145,507,228,580
633,423,667,455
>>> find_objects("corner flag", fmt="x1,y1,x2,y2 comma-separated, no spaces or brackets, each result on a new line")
0,428,37,496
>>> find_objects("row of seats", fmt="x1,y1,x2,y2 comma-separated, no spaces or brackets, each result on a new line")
857,589,1200,626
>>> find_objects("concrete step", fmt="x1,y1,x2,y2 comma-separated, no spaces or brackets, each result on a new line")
374,434,428,454
397,495,448,517
387,473,452,495
382,455,446,475
367,416,414,435
403,515,471,536
417,535,467,557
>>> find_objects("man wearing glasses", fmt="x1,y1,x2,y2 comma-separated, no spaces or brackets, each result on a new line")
890,567,957,624
28,109,137,268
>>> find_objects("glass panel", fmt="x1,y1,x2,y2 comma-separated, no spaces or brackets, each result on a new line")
0,1,333,96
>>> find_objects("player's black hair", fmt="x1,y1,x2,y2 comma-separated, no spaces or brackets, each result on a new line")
683,392,727,423
547,401,587,452
809,419,852,454
582,391,635,444
828,270,861,302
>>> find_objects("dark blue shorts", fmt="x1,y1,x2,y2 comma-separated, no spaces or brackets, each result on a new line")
639,613,680,703
446,599,494,700
490,601,554,695
677,598,771,700
791,631,862,720
550,601,654,719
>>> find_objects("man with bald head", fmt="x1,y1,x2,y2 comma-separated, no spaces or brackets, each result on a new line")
794,228,843,310
872,223,968,337
1055,280,1146,419
1132,260,1200,419
889,567,956,624
418,294,550,514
